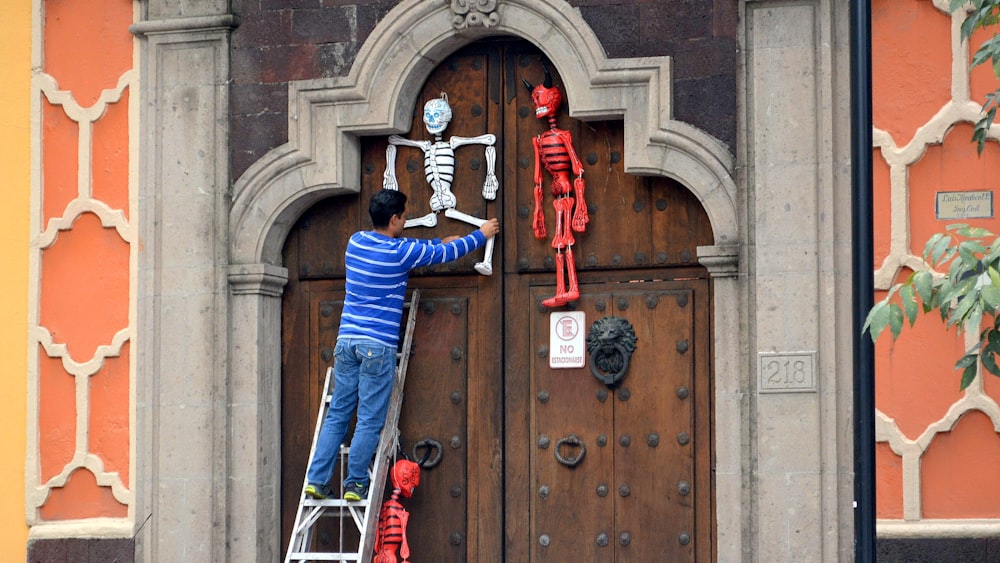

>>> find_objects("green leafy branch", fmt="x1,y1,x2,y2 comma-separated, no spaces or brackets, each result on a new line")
864,224,1000,389
950,0,1000,153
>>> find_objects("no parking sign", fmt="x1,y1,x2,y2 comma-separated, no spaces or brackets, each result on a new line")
549,311,586,369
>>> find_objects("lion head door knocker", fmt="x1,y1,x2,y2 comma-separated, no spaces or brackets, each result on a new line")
374,458,421,563
383,92,499,275
586,316,637,388
522,66,589,307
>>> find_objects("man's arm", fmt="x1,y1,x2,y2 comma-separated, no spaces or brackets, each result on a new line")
401,218,499,269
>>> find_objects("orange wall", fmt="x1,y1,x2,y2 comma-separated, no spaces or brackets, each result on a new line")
0,0,31,558
873,0,1000,520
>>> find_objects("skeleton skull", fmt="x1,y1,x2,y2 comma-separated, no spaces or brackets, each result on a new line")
530,83,563,120
423,95,453,136
390,459,421,498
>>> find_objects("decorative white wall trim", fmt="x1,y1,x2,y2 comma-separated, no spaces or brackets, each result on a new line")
872,2,1000,528
878,518,1000,538
27,18,137,533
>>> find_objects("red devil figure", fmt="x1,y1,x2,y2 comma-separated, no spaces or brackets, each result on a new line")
373,459,421,563
523,67,589,307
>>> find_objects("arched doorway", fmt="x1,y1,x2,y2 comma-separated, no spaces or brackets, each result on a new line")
279,40,715,561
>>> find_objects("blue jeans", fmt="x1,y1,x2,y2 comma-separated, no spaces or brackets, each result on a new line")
306,338,397,491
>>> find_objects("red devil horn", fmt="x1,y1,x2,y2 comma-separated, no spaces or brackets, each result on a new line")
521,77,534,92
542,65,553,88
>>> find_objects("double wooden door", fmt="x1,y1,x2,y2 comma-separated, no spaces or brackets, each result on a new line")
280,39,715,561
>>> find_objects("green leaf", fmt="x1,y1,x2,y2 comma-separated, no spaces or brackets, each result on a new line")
950,289,981,325
889,302,904,340
864,300,890,342
930,234,954,265
988,327,1000,352
958,241,983,268
901,284,919,325
989,266,1000,288
961,361,979,390
914,270,934,305
947,253,967,281
957,351,979,369
970,34,1000,67
974,106,997,154
959,365,976,391
984,283,1000,312
983,347,1000,377
955,225,991,239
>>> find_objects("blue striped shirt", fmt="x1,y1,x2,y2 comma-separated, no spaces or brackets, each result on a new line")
338,229,487,347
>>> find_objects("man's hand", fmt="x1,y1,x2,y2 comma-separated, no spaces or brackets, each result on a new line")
479,218,500,239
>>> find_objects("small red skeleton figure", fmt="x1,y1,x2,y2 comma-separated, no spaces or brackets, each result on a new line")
522,67,589,307
373,459,421,563
384,92,499,275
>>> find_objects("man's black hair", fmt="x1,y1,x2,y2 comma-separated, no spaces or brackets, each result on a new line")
369,189,407,228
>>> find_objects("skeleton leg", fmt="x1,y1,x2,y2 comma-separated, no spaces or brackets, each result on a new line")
404,212,438,229
383,144,399,191
542,246,580,308
550,196,575,248
444,208,495,276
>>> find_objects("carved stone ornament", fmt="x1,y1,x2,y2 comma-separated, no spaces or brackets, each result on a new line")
586,316,637,388
450,0,501,29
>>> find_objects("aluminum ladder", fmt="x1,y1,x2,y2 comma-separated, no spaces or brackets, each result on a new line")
285,290,420,562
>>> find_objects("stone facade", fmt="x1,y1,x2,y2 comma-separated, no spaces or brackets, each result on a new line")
128,0,856,560
22,0,858,560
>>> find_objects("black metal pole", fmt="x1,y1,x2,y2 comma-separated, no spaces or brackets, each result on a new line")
850,0,876,561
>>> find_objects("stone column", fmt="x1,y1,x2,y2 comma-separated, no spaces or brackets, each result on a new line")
131,7,238,563
699,244,748,562
228,264,288,562
742,1,853,561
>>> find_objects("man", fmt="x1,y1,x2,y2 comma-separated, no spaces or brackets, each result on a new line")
305,188,500,501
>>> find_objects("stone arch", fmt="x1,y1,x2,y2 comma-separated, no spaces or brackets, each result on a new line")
229,0,739,266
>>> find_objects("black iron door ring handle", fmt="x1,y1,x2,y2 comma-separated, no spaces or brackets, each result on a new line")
554,434,586,467
413,438,443,469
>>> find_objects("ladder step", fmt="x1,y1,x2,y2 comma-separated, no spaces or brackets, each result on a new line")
287,553,362,561
302,498,370,508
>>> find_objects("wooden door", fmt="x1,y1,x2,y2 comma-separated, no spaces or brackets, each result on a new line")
504,274,712,561
280,39,715,561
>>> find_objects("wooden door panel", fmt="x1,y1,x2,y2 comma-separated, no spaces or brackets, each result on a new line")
609,285,705,562
397,293,471,561
512,276,711,562
529,288,615,562
502,47,713,275
381,46,502,277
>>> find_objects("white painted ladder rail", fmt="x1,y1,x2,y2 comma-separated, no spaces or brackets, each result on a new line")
285,290,421,563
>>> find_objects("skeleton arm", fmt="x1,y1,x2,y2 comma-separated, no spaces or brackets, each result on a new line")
531,135,546,240
556,129,585,178
383,135,432,191
450,134,498,200
558,129,589,232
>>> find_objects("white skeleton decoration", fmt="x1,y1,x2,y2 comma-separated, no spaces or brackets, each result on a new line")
383,92,498,275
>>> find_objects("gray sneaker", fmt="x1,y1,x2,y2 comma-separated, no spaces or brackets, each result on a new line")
304,483,330,500
342,482,368,501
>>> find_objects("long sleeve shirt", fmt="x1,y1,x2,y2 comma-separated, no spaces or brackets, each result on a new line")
338,229,487,348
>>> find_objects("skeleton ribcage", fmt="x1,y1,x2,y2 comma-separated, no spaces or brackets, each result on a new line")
425,143,456,188
539,131,571,173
